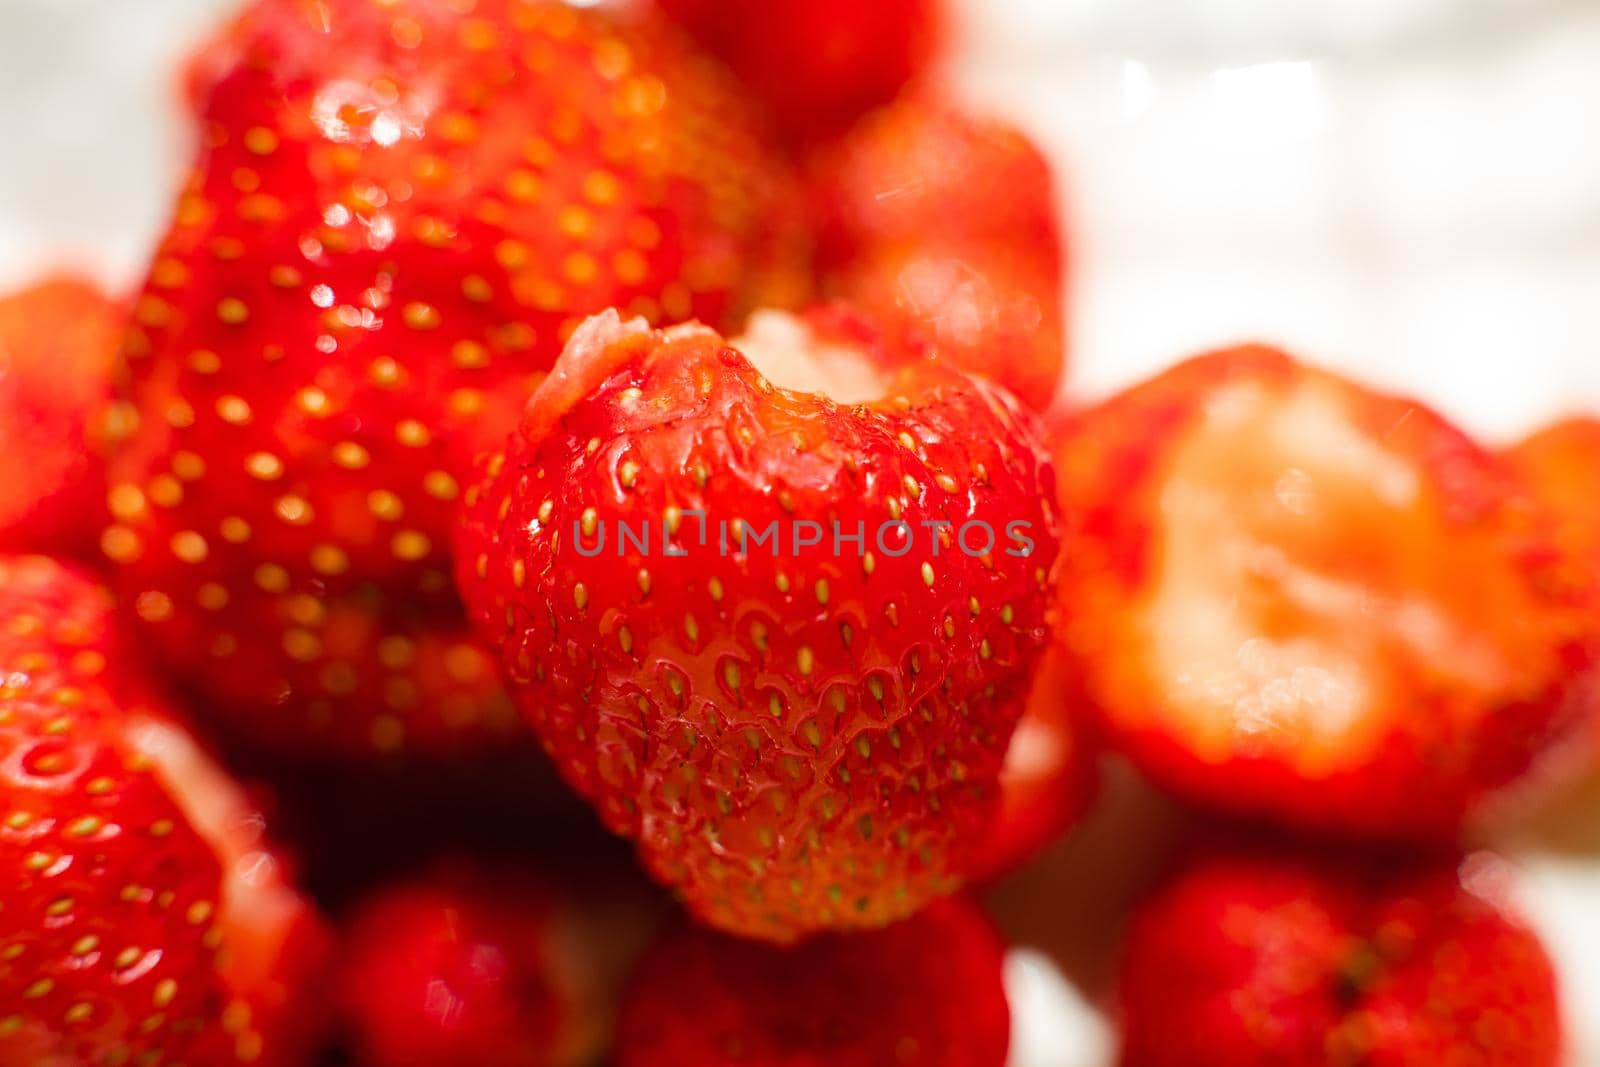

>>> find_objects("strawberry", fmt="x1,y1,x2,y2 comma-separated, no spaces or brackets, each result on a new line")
808,96,1066,410
0,555,330,1065
1504,417,1600,756
1116,847,1562,1067
115,577,519,760
1505,417,1600,594
0,278,126,556
970,646,1096,883
337,859,659,1067
1054,346,1596,839
617,895,1009,1067
109,0,806,760
652,0,942,144
457,305,1059,941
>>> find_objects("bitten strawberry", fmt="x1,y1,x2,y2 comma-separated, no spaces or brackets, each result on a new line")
1055,347,1596,839
0,556,329,1065
337,860,657,1067
110,0,805,760
971,647,1096,882
653,0,941,144
458,306,1059,941
0,278,125,554
808,96,1066,410
617,896,1010,1067
1116,847,1562,1067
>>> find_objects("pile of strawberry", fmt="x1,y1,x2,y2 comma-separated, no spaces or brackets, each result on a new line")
2,1,1596,1065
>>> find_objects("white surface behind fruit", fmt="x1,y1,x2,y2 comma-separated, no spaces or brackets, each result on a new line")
0,0,1596,1063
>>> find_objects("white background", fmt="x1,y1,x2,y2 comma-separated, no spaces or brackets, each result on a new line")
1,0,1597,1063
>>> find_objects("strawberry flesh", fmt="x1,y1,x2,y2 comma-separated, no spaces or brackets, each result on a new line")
1055,347,1596,838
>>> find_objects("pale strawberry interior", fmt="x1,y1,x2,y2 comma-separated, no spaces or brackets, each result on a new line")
734,310,891,405
1128,377,1552,777
122,717,312,994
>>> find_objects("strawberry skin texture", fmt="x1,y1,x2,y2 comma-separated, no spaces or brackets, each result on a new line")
1055,346,1596,839
109,0,804,760
0,279,125,556
338,861,655,1067
653,0,941,144
1117,848,1562,1067
616,895,1009,1067
0,556,329,1066
458,308,1059,941
808,97,1066,411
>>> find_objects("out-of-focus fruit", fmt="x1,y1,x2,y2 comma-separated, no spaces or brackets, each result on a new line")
458,306,1059,941
1117,847,1562,1067
809,96,1065,410
1504,416,1600,754
0,278,124,555
971,646,1096,883
654,0,942,143
0,555,330,1066
337,859,659,1067
617,896,1010,1067
1056,346,1595,839
111,0,806,761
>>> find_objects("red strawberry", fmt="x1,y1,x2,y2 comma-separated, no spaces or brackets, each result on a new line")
616,895,1010,1067
1505,417,1600,593
457,305,1059,941
1116,847,1562,1067
808,96,1066,410
0,278,125,555
1504,417,1600,756
0,555,330,1065
653,0,942,144
337,859,659,1067
1055,346,1596,839
971,646,1096,883
109,0,807,760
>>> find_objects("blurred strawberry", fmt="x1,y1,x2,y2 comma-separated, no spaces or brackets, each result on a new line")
617,896,1010,1067
971,646,1097,883
0,278,125,555
653,0,942,144
1055,347,1596,839
0,555,330,1066
337,859,660,1067
809,96,1066,410
110,0,807,761
1117,847,1562,1067
458,305,1059,941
